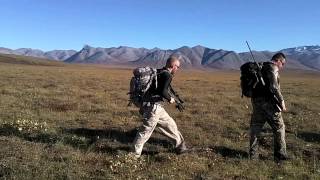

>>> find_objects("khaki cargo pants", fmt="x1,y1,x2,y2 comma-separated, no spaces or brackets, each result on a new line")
249,97,287,158
133,103,184,156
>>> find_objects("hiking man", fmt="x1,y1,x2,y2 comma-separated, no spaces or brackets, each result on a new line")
249,52,289,162
132,56,188,158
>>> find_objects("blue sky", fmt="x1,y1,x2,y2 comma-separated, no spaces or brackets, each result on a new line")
0,0,319,52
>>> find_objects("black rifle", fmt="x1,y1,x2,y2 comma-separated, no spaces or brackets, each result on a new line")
246,41,282,112
168,86,185,112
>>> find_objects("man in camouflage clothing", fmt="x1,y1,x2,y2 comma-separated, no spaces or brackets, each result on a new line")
249,52,289,162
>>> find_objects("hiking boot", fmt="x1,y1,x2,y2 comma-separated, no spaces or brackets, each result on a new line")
175,141,189,155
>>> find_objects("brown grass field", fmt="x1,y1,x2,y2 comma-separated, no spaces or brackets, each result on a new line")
0,55,319,179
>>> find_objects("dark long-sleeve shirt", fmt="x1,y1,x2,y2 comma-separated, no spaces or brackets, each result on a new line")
144,68,172,102
156,68,172,101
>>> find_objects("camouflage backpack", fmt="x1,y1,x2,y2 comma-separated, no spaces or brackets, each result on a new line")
128,67,158,107
240,62,264,97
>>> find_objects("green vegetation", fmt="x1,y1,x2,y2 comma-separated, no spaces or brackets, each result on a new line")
0,57,319,179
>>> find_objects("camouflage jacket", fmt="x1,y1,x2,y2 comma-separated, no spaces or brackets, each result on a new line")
252,62,284,103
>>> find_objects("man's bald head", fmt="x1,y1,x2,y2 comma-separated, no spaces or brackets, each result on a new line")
165,56,180,68
165,55,181,75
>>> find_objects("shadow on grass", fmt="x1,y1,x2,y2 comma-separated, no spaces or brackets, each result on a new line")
297,131,320,143
63,128,172,145
212,146,248,159
0,124,171,155
62,128,137,143
0,124,58,144
62,128,172,154
0,164,12,178
94,143,160,156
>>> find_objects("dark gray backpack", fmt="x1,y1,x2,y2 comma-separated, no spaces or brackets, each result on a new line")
240,62,264,97
128,67,158,107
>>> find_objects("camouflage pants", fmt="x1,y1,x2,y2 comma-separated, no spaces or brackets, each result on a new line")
133,103,184,156
249,97,287,158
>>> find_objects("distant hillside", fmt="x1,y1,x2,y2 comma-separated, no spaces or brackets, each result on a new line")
130,46,245,69
0,53,64,66
44,50,78,61
281,46,320,70
0,47,76,61
65,45,150,64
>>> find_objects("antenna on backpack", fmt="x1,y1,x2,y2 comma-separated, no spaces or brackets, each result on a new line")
246,41,257,63
245,41,265,86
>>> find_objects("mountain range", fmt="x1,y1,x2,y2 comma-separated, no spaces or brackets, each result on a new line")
1,45,320,71
0,47,77,61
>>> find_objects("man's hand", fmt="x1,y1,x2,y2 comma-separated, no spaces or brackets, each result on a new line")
281,100,287,112
170,97,175,104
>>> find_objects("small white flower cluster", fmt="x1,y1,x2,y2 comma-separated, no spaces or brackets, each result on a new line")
109,154,146,174
3,112,48,133
15,119,47,133
70,135,87,143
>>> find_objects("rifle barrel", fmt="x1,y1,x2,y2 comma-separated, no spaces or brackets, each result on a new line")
246,41,257,63
246,41,265,86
